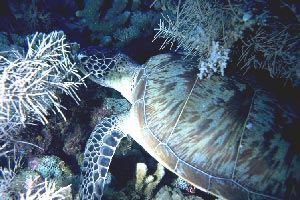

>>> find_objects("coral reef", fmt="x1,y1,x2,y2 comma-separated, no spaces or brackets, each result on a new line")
26,155,75,192
153,185,204,200
151,0,178,12
230,0,300,86
0,0,299,199
19,175,72,200
153,0,300,85
101,160,167,200
0,32,24,52
6,0,51,32
28,156,71,180
75,0,161,47
0,156,73,199
172,177,190,191
63,124,85,156
152,0,243,79
0,30,83,199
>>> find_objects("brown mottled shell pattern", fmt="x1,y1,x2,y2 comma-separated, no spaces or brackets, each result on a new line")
131,54,299,200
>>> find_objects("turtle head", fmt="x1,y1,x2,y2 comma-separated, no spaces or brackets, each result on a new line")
77,47,139,102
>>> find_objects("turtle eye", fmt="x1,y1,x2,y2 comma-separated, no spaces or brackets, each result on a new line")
82,62,93,74
78,54,89,63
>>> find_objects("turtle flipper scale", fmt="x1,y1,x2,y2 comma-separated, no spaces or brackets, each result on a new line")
80,115,124,200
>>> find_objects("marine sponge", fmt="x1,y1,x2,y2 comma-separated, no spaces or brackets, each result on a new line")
134,162,165,198
135,162,148,192
143,163,165,198
35,156,63,179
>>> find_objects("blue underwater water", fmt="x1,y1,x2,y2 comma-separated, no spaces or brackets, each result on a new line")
0,0,300,200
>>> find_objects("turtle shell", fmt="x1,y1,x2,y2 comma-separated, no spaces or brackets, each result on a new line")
130,53,300,199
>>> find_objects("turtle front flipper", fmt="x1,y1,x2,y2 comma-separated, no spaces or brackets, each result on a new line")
80,115,125,200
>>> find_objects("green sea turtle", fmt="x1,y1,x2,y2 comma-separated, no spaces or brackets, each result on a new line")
77,48,300,200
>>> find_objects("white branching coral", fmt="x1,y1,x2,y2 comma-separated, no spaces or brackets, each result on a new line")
20,176,71,200
0,30,86,127
153,0,232,79
0,157,71,200
0,157,22,199
240,27,300,86
198,42,230,79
